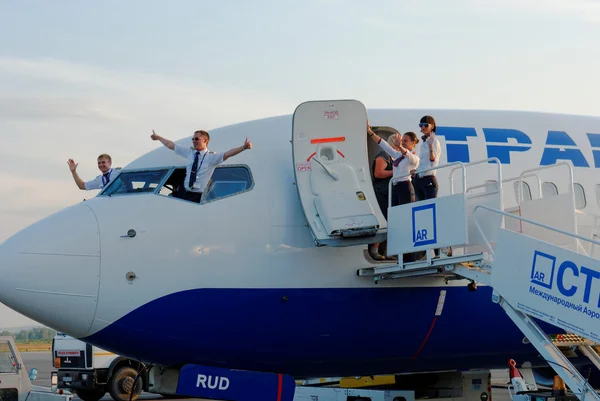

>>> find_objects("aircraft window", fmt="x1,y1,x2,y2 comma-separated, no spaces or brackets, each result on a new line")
542,182,558,197
574,183,586,209
157,166,254,203
0,340,17,373
157,168,187,198
513,181,531,202
102,169,169,196
203,166,253,203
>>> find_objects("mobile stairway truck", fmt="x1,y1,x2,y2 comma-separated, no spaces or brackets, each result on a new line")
1,335,72,401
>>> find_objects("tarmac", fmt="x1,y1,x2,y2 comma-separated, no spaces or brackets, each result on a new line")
21,351,513,401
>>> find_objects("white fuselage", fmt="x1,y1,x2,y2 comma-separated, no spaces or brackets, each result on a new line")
1,107,599,378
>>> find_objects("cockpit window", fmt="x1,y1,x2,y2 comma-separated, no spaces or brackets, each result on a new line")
100,165,253,202
203,166,253,202
156,165,254,203
102,169,169,196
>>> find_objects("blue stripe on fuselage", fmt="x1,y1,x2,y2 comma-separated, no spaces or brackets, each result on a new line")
84,286,558,377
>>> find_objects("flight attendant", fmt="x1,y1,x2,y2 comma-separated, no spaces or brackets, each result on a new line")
367,126,420,207
413,115,448,257
368,124,422,262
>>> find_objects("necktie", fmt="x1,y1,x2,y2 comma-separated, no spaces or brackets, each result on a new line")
102,171,111,186
393,151,415,167
189,151,200,189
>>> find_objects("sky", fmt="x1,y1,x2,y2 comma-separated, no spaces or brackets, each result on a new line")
1,0,599,328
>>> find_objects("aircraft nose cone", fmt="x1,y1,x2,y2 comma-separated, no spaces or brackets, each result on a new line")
0,203,101,337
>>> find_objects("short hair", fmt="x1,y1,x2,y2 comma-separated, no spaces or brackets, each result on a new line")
97,154,112,163
404,131,419,144
194,130,210,142
419,115,437,133
387,133,402,147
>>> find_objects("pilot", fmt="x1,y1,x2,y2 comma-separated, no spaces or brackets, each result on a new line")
150,129,252,203
412,115,448,258
67,154,116,191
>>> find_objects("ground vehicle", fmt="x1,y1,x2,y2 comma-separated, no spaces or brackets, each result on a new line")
0,336,72,401
51,333,144,401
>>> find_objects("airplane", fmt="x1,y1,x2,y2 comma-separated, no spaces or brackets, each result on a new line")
0,100,599,386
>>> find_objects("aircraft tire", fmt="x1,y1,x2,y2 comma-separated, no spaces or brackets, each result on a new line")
75,389,106,401
108,366,143,401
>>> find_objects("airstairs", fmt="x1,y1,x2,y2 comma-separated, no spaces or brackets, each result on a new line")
358,158,600,401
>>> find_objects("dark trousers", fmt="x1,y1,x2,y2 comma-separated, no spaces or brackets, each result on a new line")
414,175,441,256
391,181,415,206
391,181,424,263
414,175,439,201
374,189,389,220
174,187,202,203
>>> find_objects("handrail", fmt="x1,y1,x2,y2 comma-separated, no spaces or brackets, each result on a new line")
517,161,574,204
466,173,540,195
472,205,600,257
448,158,502,195
386,158,502,209
387,161,466,209
502,173,542,204
575,209,600,257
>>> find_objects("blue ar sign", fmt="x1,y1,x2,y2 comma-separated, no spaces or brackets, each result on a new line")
531,251,556,289
412,204,437,247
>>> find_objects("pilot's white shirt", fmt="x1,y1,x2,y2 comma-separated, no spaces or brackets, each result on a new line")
174,145,225,193
84,168,116,190
415,136,441,177
377,139,419,182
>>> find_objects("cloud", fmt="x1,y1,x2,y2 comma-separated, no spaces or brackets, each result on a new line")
0,56,293,127
0,56,296,247
0,97,130,122
0,171,82,211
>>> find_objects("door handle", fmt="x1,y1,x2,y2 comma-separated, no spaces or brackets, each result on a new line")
121,229,137,238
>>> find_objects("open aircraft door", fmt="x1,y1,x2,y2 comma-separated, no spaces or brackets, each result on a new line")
292,100,387,247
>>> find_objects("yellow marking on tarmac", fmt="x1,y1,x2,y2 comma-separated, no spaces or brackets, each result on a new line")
94,352,115,356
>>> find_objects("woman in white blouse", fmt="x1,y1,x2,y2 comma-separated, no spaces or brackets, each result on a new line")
367,125,420,206
367,125,422,262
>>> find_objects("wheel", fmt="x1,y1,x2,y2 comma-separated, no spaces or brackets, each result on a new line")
108,366,143,401
75,389,106,401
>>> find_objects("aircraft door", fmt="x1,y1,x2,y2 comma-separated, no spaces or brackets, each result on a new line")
292,100,387,247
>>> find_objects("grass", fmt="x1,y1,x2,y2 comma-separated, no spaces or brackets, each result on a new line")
15,341,52,352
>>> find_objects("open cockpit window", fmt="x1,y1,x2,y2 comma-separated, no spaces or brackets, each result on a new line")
155,165,254,203
157,168,187,197
100,165,254,202
101,169,170,196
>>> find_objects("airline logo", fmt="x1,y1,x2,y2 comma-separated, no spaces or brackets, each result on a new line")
438,127,600,168
412,203,437,247
529,250,600,321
